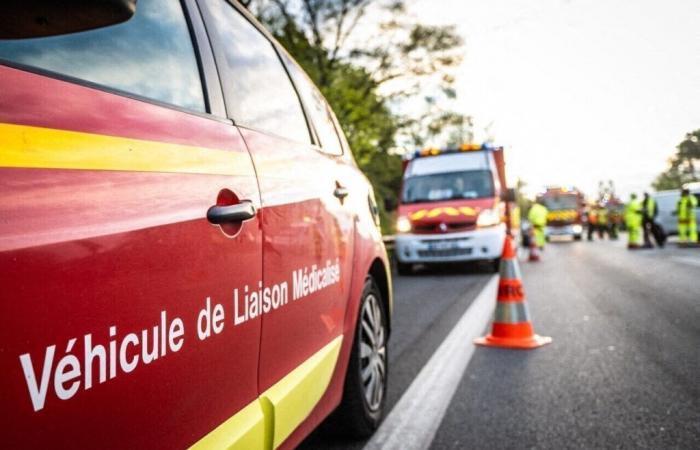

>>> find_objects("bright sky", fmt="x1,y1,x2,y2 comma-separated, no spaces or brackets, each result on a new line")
410,0,700,199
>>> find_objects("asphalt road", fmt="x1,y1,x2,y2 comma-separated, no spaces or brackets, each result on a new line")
302,237,700,449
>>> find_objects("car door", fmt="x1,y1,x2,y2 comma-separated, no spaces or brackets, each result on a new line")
198,1,355,446
0,1,263,448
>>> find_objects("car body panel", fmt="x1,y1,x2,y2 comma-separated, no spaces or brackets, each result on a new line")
239,127,354,400
190,335,342,450
0,0,392,446
0,66,264,449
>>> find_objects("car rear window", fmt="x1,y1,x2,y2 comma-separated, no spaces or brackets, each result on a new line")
283,55,343,155
0,0,206,112
201,0,311,144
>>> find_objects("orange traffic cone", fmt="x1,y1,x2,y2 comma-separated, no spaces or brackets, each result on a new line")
475,235,552,349
528,228,540,262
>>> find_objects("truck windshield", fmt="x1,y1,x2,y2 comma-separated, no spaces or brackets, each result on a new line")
542,194,578,210
402,170,494,204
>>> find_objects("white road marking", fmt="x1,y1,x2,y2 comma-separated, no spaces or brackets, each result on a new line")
671,256,700,268
363,275,499,450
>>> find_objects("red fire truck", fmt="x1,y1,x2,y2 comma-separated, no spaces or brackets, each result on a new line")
538,186,586,240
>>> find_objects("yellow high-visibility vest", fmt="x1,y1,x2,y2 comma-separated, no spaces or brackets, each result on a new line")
645,197,656,218
678,195,698,221
625,200,642,227
528,203,548,227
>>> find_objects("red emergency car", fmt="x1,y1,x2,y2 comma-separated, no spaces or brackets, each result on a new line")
0,1,392,448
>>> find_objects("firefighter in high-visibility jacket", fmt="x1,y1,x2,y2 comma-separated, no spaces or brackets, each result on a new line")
624,193,643,249
677,188,698,243
587,205,598,241
597,206,608,239
528,200,548,249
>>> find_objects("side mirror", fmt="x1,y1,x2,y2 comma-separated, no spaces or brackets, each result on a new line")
502,188,517,203
384,196,397,212
0,0,137,39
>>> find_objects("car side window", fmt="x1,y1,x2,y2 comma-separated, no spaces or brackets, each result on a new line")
283,56,344,156
202,0,310,144
0,0,206,112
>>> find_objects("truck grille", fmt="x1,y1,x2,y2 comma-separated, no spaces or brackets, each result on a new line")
417,248,473,258
413,221,476,234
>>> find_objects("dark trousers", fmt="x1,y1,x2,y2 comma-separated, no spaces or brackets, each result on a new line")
587,223,596,240
643,217,665,247
598,223,607,239
642,217,652,246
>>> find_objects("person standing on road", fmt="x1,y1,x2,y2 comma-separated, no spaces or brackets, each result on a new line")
676,188,698,244
608,205,621,240
597,205,608,240
624,193,643,249
528,199,548,249
587,204,598,241
642,192,665,248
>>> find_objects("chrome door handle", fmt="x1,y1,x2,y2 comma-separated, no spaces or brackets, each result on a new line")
334,187,349,200
207,201,256,225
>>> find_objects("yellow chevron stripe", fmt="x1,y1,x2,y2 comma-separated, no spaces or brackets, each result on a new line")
409,206,480,221
188,399,266,450
546,210,577,221
262,335,342,449
189,336,342,450
0,123,250,175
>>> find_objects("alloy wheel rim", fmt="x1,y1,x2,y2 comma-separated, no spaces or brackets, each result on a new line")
359,293,386,412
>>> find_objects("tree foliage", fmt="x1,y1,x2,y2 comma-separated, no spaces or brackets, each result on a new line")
242,0,469,232
653,129,700,191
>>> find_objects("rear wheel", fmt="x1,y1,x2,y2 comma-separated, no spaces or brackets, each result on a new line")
491,257,501,273
333,277,388,438
396,261,413,276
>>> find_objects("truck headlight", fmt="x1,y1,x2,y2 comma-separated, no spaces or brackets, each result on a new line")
477,208,501,227
397,216,412,233
572,224,583,234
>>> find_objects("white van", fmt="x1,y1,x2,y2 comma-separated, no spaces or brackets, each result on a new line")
653,184,700,235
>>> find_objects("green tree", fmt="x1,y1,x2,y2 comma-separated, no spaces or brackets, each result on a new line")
653,129,700,191
242,0,467,234
398,95,473,148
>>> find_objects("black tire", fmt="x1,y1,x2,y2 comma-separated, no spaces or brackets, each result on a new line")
396,261,413,276
333,277,388,439
491,257,501,273
574,234,582,241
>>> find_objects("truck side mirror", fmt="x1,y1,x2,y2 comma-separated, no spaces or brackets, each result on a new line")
0,0,137,39
502,188,517,203
384,196,397,212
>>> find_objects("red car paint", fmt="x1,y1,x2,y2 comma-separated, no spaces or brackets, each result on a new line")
0,10,390,449
0,65,263,449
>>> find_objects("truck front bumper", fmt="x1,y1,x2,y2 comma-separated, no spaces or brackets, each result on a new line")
395,224,506,264
546,224,583,237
